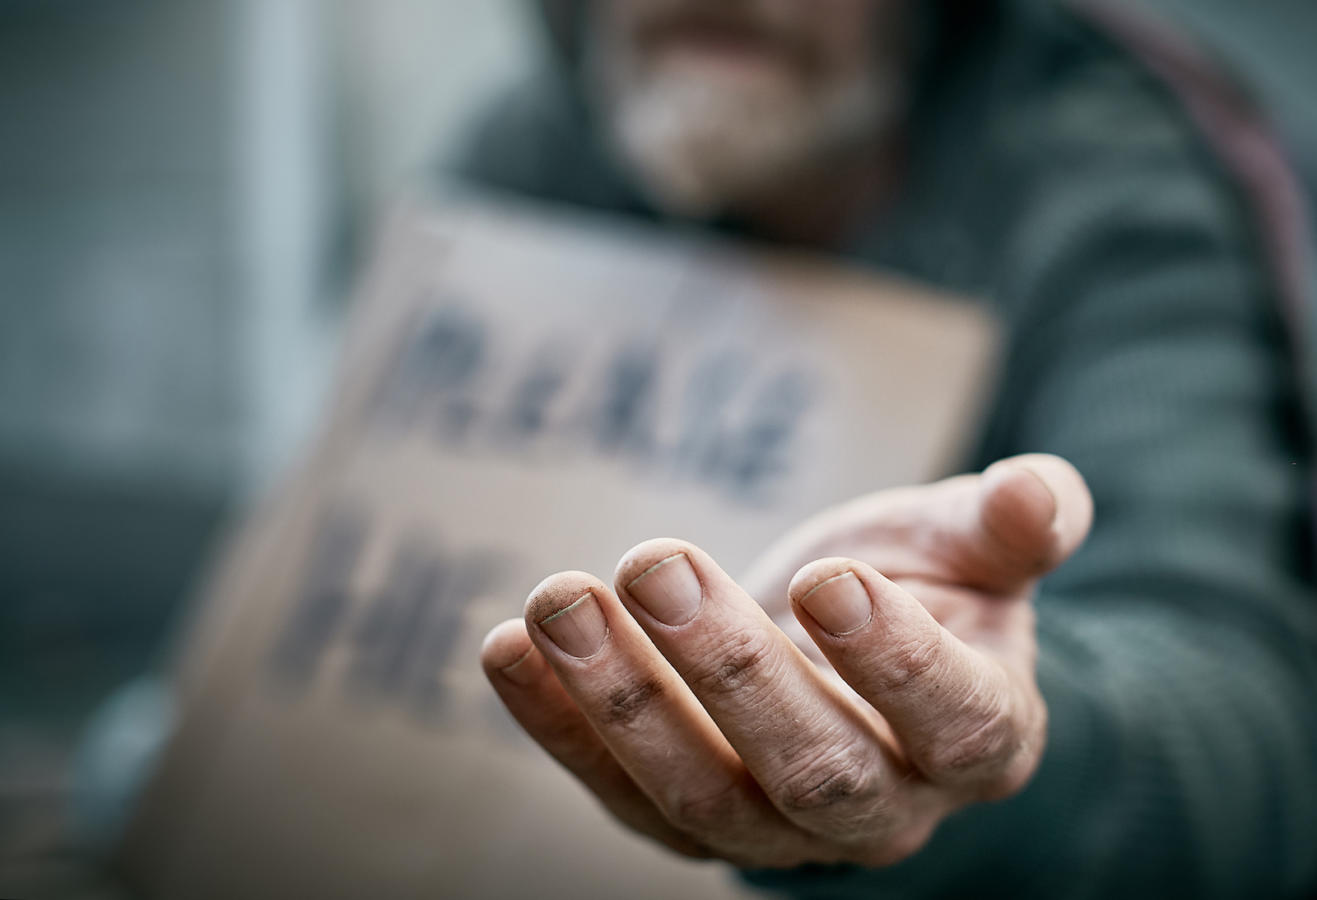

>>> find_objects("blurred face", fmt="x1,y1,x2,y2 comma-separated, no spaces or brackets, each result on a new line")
585,0,908,218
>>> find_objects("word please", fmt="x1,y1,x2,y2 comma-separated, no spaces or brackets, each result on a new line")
368,303,818,501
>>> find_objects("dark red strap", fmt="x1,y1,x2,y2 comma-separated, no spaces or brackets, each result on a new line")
1070,0,1317,558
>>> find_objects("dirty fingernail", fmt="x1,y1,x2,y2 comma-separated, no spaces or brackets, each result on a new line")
798,571,871,636
499,647,539,686
537,592,608,658
626,552,702,626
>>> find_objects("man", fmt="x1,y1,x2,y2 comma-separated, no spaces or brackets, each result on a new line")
464,0,1317,896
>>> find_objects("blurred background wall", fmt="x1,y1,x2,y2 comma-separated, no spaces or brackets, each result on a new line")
0,0,536,831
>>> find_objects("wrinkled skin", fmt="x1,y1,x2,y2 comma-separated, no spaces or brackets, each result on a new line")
482,454,1093,868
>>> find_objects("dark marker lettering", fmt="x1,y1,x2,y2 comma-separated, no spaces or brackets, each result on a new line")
404,550,501,721
268,508,367,683
674,351,749,481
725,369,815,498
498,356,568,442
592,342,658,455
344,541,441,698
370,303,486,437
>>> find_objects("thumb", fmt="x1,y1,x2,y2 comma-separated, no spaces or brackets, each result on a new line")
954,453,1093,593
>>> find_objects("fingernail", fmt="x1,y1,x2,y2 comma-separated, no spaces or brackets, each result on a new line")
537,592,608,658
499,648,538,686
626,552,702,626
1018,465,1060,526
798,572,871,636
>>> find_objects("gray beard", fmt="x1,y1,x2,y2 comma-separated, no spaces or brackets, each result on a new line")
588,43,904,218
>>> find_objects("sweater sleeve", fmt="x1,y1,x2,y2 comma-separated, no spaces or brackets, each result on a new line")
743,90,1317,900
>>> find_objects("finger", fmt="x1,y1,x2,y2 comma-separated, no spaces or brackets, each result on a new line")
521,573,817,866
743,454,1094,603
480,619,708,857
615,539,934,841
789,558,1045,800
948,453,1093,594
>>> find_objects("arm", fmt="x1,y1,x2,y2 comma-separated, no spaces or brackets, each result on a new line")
751,144,1317,898
473,49,1317,896
998,171,1315,894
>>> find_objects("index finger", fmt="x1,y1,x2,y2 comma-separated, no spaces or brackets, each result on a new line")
615,539,943,843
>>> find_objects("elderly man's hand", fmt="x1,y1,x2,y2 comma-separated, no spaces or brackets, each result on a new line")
480,454,1092,868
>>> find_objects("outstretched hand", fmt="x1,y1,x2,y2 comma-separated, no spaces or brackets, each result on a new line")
481,454,1092,868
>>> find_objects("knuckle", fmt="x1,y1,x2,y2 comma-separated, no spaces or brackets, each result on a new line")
772,746,883,821
925,696,1018,780
666,780,748,835
979,705,1045,799
783,767,871,812
599,675,665,727
878,634,944,693
681,629,779,699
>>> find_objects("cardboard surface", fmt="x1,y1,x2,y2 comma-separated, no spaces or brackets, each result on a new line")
116,192,1000,900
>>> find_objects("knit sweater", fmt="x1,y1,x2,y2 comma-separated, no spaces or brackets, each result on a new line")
451,0,1317,896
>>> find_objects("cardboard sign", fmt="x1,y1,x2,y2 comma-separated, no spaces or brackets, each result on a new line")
115,191,1000,900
